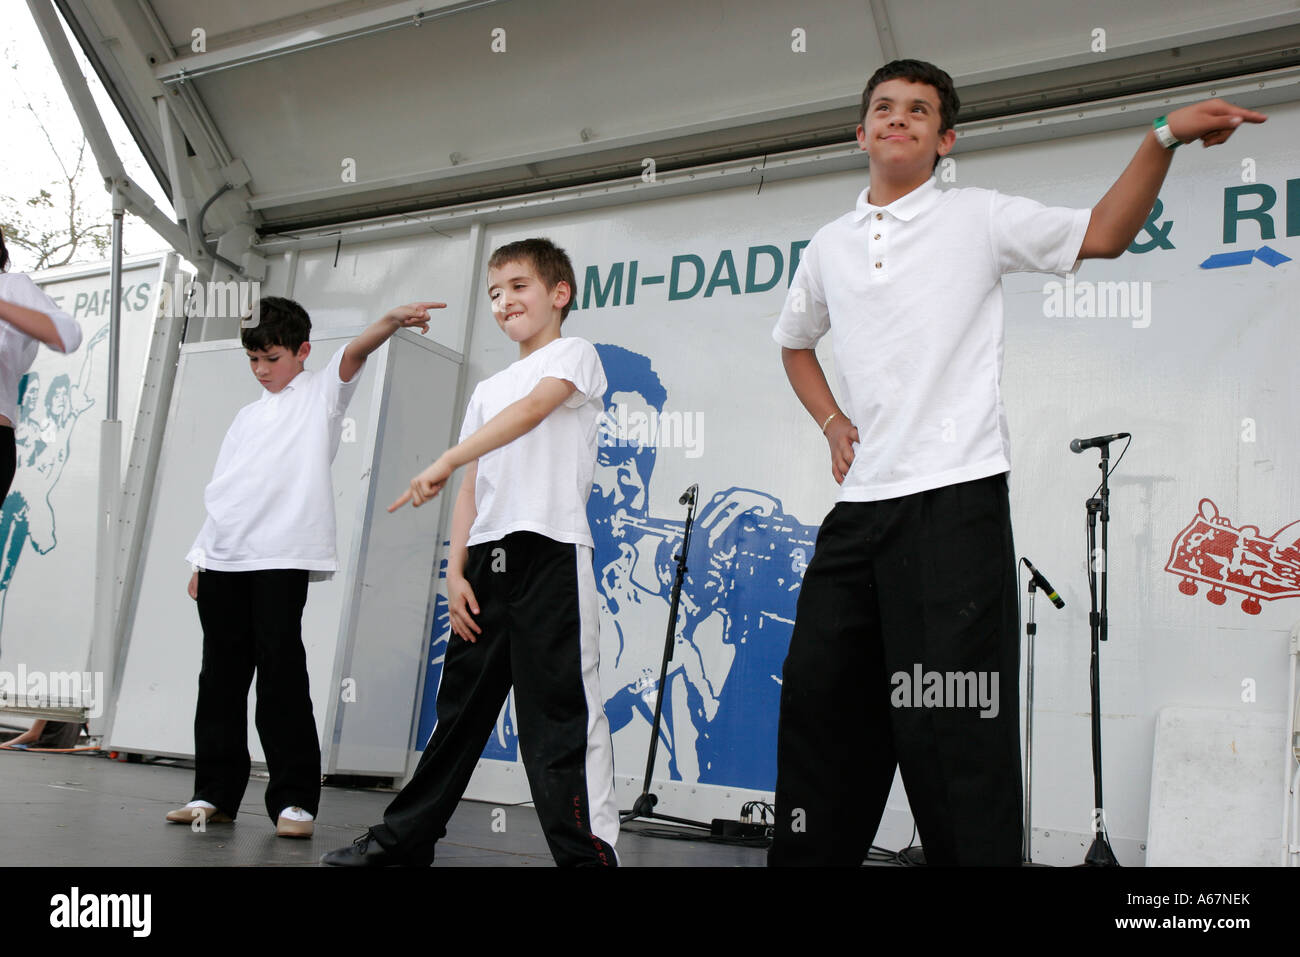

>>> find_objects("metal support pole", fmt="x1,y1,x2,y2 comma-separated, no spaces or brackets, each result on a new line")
89,189,125,732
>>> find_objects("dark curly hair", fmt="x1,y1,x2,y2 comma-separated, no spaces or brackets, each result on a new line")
240,296,311,353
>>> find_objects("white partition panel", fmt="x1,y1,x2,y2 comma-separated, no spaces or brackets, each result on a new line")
0,255,169,690
323,331,464,774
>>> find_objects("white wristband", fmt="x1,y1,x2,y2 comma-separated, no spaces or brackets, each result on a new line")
1153,115,1181,150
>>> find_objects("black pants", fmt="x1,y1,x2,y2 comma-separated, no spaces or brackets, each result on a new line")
770,473,1023,866
370,532,618,866
193,568,320,822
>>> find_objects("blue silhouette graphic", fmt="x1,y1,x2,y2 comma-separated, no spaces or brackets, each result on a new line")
588,344,815,788
416,343,816,792
0,325,107,650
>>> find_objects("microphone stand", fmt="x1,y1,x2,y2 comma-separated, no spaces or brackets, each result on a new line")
620,484,710,830
1021,556,1063,865
1023,573,1040,864
1082,443,1120,867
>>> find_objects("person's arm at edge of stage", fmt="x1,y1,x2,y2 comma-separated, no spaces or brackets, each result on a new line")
1079,98,1266,259
339,300,446,383
390,376,577,510
1,720,46,748
781,347,859,485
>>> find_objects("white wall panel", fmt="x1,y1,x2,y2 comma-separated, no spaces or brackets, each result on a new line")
0,257,167,687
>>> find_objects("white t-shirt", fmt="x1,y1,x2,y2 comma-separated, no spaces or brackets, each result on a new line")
0,272,83,424
461,336,607,548
773,178,1091,502
187,345,361,577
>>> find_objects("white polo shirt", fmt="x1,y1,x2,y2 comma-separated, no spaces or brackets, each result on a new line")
773,177,1091,502
461,336,607,548
187,345,361,578
0,272,83,424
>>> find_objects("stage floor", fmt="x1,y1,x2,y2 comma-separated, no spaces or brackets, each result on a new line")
0,748,768,867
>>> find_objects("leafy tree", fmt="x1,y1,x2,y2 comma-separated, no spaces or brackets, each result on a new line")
0,101,112,270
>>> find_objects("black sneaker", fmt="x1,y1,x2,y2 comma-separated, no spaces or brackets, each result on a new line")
320,831,423,867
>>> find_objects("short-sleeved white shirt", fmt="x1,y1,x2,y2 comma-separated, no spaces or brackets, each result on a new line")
187,345,361,577
0,273,84,424
773,178,1091,502
460,336,607,548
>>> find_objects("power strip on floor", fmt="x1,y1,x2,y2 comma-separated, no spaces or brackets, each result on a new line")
710,818,773,839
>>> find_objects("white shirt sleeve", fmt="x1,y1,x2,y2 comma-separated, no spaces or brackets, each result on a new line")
458,387,484,444
988,191,1092,276
3,273,83,353
772,235,830,349
537,337,608,410
318,344,362,416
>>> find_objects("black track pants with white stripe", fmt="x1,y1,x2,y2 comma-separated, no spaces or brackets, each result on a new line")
373,531,619,866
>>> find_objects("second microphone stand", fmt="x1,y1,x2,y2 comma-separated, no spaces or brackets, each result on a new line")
1082,444,1120,867
1021,555,1064,864
620,484,710,831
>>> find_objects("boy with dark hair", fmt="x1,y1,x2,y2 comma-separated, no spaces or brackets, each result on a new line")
860,58,960,171
323,237,619,867
240,295,312,352
169,294,444,837
770,59,1264,866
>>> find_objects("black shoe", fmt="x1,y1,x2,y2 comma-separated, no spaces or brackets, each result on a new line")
320,831,422,867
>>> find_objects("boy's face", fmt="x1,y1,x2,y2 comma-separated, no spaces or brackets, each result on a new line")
856,78,955,178
247,341,310,393
487,259,568,347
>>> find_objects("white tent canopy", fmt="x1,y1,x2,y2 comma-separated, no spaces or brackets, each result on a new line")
47,0,1300,265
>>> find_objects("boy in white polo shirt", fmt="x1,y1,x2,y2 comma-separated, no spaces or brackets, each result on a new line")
169,295,444,837
323,238,619,867
770,59,1264,865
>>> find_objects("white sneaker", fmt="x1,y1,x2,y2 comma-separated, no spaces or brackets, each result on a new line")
276,806,315,838
165,800,232,825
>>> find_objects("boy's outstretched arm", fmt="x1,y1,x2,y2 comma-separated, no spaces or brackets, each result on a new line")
781,347,860,485
1079,99,1266,259
339,301,446,383
390,376,577,510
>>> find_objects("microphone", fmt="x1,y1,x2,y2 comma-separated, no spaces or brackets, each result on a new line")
1021,557,1064,609
679,483,698,506
1070,432,1130,453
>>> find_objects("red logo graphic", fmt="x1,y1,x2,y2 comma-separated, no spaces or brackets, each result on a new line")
1166,498,1300,615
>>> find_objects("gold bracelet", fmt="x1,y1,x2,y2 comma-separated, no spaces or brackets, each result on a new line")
820,411,838,434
